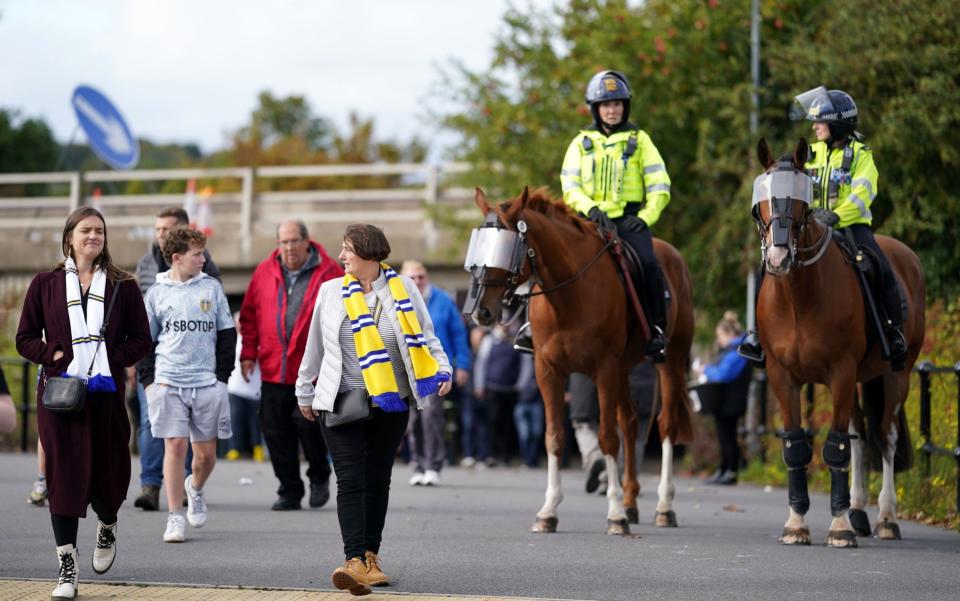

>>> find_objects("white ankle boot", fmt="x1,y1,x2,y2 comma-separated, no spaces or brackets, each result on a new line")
92,520,117,574
52,544,79,600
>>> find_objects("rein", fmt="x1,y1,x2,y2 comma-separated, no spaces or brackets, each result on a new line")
521,230,617,298
471,215,617,322
755,207,833,269
794,218,833,267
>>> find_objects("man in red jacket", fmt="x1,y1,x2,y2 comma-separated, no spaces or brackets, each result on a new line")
239,220,343,510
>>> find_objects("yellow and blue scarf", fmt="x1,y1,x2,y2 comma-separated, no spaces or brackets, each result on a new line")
342,263,449,412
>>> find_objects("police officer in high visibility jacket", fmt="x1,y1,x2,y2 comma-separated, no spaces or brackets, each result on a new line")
738,86,908,369
561,70,670,361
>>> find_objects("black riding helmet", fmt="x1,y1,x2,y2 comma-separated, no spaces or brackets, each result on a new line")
585,70,631,130
792,86,859,142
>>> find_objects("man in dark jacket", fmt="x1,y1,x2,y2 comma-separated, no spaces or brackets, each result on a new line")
238,220,343,510
133,207,222,511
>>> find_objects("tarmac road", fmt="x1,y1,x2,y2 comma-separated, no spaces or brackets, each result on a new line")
1,452,958,601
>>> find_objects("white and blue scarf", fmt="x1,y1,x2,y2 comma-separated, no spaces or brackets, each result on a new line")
63,257,116,392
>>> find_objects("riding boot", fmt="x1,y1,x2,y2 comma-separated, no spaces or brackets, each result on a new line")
881,282,907,371
737,267,766,366
642,267,667,363
513,321,534,355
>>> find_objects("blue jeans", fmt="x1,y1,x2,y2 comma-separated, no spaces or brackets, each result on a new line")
228,393,262,454
138,381,191,487
513,401,544,467
460,392,489,461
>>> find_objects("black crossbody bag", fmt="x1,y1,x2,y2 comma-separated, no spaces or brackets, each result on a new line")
321,299,383,429
42,283,120,414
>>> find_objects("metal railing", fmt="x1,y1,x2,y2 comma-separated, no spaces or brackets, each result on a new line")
916,361,960,514
0,162,476,274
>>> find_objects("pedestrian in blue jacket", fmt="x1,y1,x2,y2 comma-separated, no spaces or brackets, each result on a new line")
401,260,471,485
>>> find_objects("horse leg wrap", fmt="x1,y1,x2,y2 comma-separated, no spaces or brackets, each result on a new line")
780,429,812,515
823,430,856,517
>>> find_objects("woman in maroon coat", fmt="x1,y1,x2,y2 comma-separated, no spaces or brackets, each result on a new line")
16,206,151,600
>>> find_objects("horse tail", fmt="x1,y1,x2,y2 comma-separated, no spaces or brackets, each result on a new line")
861,375,914,472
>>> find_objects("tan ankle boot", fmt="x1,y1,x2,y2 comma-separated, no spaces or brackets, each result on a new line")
331,557,372,596
364,551,389,586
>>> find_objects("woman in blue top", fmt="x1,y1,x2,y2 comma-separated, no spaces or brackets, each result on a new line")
695,311,750,485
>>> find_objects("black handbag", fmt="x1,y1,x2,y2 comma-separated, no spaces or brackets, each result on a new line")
322,388,373,428
42,283,120,414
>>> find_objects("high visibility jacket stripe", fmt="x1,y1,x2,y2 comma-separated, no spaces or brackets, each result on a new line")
561,127,671,226
805,139,878,228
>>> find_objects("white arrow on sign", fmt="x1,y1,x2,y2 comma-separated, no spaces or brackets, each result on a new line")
72,94,133,155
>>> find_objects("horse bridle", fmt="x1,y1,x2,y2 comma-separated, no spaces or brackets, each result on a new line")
751,162,832,269
463,211,616,323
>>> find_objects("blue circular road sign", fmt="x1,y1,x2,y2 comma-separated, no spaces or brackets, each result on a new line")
70,85,140,170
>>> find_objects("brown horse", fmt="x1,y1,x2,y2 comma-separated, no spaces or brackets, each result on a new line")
465,186,694,535
752,138,925,547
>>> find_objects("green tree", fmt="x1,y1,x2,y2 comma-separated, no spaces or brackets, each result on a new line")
235,91,332,152
0,109,59,173
438,0,960,321
214,93,427,191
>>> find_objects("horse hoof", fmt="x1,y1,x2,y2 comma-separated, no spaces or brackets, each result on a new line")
653,510,678,528
531,516,558,533
625,507,639,524
874,520,902,540
848,509,871,537
778,527,811,545
825,529,858,548
607,518,630,536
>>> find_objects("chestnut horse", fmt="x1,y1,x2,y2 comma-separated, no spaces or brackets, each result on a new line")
752,138,925,547
465,187,693,535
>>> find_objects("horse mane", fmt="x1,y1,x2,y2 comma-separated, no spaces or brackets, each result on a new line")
508,187,591,234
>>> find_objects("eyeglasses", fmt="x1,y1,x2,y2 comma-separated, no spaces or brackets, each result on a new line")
278,238,305,247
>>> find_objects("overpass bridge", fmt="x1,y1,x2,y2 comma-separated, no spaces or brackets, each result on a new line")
0,162,480,300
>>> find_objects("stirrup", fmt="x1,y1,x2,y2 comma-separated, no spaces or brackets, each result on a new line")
885,325,907,371
645,325,667,363
513,322,534,355
737,331,765,366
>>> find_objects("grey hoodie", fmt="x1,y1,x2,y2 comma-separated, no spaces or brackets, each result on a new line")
143,271,234,387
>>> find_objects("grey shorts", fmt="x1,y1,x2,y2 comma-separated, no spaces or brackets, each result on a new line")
146,381,232,442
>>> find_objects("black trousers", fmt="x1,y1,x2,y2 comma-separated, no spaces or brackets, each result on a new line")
714,414,742,472
320,406,408,560
485,390,519,464
260,382,331,500
847,224,902,327
615,223,666,327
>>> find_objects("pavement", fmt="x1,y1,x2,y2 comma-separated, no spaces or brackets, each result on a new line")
1,452,958,601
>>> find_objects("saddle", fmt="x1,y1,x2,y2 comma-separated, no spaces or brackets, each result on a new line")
832,230,908,323
832,229,908,356
599,228,671,341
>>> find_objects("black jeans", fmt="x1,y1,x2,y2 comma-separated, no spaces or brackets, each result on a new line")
320,405,408,560
485,390,519,464
260,382,331,500
714,414,742,473
846,223,902,327
616,223,666,327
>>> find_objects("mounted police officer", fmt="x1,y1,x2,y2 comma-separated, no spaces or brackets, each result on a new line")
560,70,671,361
738,86,908,370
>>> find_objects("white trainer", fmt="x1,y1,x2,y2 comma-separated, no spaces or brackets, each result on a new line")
408,472,425,486
184,475,207,528
423,469,441,486
52,544,78,600
91,520,117,574
163,513,186,543
29,478,48,506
